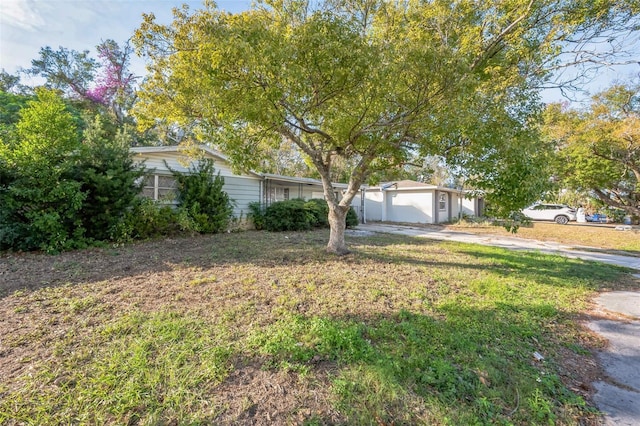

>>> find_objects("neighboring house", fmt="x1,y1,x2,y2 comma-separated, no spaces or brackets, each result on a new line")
362,180,483,224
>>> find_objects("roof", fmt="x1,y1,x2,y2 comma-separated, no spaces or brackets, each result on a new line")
130,145,263,178
262,173,349,188
366,180,464,193
130,145,229,162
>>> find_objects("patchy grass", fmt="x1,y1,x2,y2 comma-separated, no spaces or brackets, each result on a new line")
0,230,636,425
447,221,640,254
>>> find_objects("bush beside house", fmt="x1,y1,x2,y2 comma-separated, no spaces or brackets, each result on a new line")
249,198,358,232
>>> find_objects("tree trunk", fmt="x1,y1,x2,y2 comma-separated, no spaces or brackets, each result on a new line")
326,202,350,255
315,156,363,255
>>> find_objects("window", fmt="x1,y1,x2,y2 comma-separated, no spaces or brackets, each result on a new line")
268,186,291,202
439,193,447,211
142,174,177,202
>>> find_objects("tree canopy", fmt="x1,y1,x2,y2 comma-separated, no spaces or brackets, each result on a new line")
133,0,639,253
544,82,640,217
28,40,138,126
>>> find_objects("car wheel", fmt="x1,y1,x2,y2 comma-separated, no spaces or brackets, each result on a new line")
555,215,569,225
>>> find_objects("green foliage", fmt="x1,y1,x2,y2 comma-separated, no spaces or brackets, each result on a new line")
259,198,358,232
0,89,146,252
28,46,98,99
346,205,359,228
264,199,315,232
70,116,145,241
111,198,197,242
304,198,330,228
247,201,266,230
170,158,234,234
544,82,640,216
0,90,31,126
0,88,86,252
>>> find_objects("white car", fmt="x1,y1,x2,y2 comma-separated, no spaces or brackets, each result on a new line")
521,204,577,225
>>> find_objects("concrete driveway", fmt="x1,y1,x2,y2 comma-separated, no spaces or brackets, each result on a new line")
353,223,640,270
352,223,640,425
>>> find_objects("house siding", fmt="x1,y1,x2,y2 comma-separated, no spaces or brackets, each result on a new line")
132,150,262,217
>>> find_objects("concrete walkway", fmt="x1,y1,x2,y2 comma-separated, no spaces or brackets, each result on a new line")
352,223,640,425
588,293,640,426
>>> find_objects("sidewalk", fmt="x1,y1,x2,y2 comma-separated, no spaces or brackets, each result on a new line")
353,223,640,425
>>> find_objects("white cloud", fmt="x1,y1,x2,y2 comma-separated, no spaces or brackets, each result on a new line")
0,0,47,31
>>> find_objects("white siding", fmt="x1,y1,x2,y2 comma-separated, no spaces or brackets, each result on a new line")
364,191,384,221
133,151,237,177
462,197,477,216
451,193,461,219
132,150,262,218
221,176,262,217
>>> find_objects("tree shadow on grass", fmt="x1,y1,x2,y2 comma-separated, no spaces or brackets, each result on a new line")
0,230,330,298
451,245,636,290
0,229,634,300
352,234,636,292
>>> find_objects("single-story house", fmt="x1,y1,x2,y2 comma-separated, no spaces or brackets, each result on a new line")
360,180,483,224
130,146,482,225
130,145,352,218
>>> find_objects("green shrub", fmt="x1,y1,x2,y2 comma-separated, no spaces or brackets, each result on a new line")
170,159,234,234
264,199,315,231
346,205,359,227
248,201,266,230
111,198,198,242
0,91,145,252
0,89,87,253
70,116,145,242
304,198,330,228
262,198,359,232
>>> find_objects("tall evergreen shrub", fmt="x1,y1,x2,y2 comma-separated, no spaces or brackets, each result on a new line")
0,88,85,252
170,158,234,233
70,116,145,241
0,90,145,252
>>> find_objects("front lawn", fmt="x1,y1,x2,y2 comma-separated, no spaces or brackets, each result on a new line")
0,230,635,425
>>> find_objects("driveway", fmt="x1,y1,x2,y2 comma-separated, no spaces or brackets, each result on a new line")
354,223,640,270
353,223,640,425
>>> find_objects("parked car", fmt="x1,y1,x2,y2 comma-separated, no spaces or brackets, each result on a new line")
521,203,577,224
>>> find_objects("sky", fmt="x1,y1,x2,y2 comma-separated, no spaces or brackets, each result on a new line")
0,0,638,105
0,0,251,83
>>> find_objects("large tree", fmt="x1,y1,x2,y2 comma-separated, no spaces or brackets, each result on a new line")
28,41,138,125
545,82,640,217
133,0,638,253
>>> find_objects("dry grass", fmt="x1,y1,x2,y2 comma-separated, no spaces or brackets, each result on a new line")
0,230,637,425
